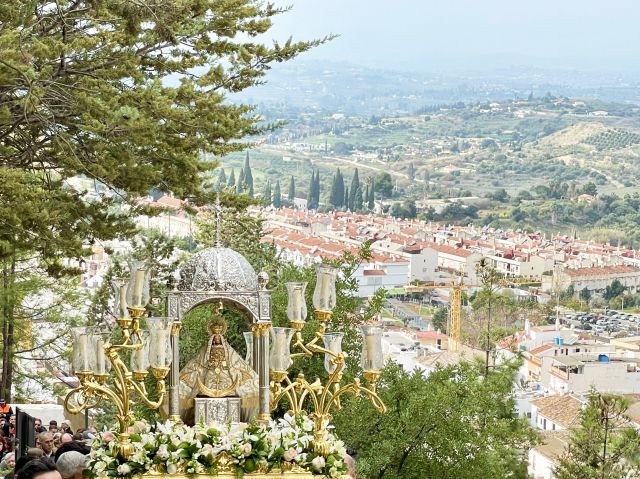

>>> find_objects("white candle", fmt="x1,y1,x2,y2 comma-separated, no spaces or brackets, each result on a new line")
292,289,302,321
157,329,166,367
135,345,146,371
79,334,90,371
133,269,145,306
119,284,128,316
319,274,330,308
365,334,377,370
95,339,105,374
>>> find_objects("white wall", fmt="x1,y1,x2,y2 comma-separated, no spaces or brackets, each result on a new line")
528,449,556,479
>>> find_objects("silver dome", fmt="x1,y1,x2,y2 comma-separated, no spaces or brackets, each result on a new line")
177,247,258,292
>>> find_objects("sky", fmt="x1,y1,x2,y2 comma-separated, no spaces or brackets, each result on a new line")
268,0,640,73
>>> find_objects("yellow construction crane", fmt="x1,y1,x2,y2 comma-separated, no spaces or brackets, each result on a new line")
404,281,479,352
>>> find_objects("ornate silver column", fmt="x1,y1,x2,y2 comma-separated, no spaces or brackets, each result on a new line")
252,322,271,421
169,321,182,421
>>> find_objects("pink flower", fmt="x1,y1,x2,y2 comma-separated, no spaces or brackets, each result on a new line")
242,443,252,455
283,448,297,462
102,431,115,443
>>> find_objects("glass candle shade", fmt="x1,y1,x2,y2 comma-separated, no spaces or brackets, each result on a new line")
286,282,308,323
72,328,94,373
92,334,111,375
130,331,150,372
269,327,295,372
111,278,130,318
126,260,151,308
360,325,384,372
147,317,172,369
322,332,344,374
243,331,254,365
313,265,338,311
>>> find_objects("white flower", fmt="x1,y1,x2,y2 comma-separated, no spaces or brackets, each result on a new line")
167,463,178,474
157,444,169,461
242,443,252,455
116,464,131,475
311,456,326,471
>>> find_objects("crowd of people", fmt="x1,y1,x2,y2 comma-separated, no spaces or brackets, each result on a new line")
0,401,94,479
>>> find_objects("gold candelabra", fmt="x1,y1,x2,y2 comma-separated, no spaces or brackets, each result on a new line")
64,261,173,458
269,266,386,455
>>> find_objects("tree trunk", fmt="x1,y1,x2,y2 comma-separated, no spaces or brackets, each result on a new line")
1,257,15,401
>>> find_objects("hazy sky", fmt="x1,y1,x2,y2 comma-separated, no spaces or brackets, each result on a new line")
269,0,640,73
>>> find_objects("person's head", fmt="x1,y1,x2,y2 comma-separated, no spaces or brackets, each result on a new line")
60,423,70,433
60,434,73,446
53,442,90,463
37,432,54,454
26,448,44,459
55,452,86,479
3,452,15,467
0,417,6,427
34,419,43,430
16,459,61,479
0,399,7,407
9,414,15,425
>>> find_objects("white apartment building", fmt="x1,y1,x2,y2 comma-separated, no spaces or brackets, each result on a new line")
355,258,410,297
543,264,640,293
547,355,640,394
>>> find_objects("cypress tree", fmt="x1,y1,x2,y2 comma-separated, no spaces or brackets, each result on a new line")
218,169,227,189
307,171,316,209
354,186,364,211
336,169,345,207
330,172,337,207
408,163,415,181
349,168,360,207
288,176,296,201
364,184,370,209
263,180,272,203
314,170,321,208
345,186,350,211
244,151,254,197
273,180,282,208
368,180,375,209
228,168,236,187
237,167,245,193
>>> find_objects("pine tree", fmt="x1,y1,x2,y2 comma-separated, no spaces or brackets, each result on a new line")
368,181,375,209
0,0,325,398
263,180,272,203
244,151,254,197
228,168,236,187
237,167,245,194
273,180,282,208
555,393,640,479
288,176,296,201
349,168,360,208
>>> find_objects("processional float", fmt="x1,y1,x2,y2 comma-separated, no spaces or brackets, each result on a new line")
65,219,385,478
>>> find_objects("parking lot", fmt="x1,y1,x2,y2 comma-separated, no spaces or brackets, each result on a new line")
560,310,640,336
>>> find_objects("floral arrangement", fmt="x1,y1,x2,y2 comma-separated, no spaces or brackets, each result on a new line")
88,413,347,478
